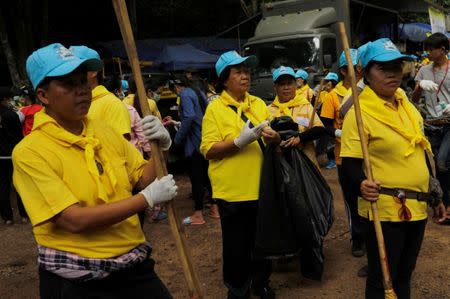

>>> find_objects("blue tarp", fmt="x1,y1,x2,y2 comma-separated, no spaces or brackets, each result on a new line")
154,44,219,71
399,23,450,42
97,37,244,61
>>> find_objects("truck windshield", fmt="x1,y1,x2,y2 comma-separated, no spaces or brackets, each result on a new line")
244,38,319,76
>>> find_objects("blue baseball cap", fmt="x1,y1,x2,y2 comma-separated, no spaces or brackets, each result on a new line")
339,48,358,68
69,46,103,71
324,72,339,82
121,80,129,92
272,66,296,82
215,51,258,77
295,69,308,80
26,43,104,90
361,38,411,68
357,42,370,64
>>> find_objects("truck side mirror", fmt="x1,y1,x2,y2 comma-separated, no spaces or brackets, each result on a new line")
323,54,332,69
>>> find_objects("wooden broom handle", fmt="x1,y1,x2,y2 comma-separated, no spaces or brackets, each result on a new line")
112,0,203,297
338,22,396,298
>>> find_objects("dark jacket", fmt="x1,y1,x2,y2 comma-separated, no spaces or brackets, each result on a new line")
0,105,23,156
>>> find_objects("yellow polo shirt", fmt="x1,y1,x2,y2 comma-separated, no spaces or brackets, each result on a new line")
321,82,348,165
123,94,162,120
89,85,131,136
296,84,314,102
200,93,270,202
267,101,323,132
340,86,429,222
12,110,147,258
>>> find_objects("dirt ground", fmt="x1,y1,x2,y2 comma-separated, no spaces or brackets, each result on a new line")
1,169,449,299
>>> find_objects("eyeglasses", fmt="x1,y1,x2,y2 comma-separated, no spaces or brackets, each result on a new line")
393,190,412,221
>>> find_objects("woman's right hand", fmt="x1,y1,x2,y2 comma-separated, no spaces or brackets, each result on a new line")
233,120,268,148
360,179,381,202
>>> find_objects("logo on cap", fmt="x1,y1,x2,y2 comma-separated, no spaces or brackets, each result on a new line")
383,41,397,52
57,46,75,60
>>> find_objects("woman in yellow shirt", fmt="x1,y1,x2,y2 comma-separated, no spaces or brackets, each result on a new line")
295,69,314,102
200,51,280,299
340,38,446,299
13,43,177,298
268,66,325,163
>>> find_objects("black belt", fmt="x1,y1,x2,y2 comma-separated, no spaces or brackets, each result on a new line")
379,187,432,202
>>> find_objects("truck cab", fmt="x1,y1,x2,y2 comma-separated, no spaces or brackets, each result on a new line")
243,0,403,101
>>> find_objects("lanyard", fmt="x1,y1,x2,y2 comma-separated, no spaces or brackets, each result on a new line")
432,60,449,99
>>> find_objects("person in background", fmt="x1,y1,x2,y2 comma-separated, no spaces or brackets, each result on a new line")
121,79,129,98
169,76,219,226
413,33,450,217
70,46,132,140
324,49,366,257
268,66,325,161
201,51,280,299
14,43,177,298
17,86,43,136
341,38,447,299
295,69,314,102
319,71,340,169
124,77,162,120
0,87,28,224
104,76,167,223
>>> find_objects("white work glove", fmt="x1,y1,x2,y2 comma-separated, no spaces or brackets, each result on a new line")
419,80,439,92
334,129,342,138
140,174,178,208
443,104,450,115
140,115,172,151
234,120,269,149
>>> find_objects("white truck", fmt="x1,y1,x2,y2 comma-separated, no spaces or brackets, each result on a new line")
243,0,427,100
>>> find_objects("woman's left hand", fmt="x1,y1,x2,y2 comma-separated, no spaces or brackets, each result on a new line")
262,127,281,145
433,202,448,223
280,136,300,148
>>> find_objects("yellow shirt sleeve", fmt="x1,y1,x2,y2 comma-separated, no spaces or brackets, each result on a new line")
200,105,222,157
111,100,132,136
147,99,162,120
340,108,368,159
123,138,148,187
320,93,335,119
12,147,79,226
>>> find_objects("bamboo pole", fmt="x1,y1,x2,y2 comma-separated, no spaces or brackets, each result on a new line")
112,1,203,298
338,22,397,299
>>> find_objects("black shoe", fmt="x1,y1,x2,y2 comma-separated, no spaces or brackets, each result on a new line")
357,265,368,277
253,286,275,299
352,239,366,257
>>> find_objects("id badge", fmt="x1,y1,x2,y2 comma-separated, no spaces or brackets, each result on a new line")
297,117,310,127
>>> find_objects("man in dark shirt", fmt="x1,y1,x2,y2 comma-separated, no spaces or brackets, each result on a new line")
0,87,27,224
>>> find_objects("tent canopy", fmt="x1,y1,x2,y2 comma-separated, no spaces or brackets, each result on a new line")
399,23,450,42
154,44,219,71
97,37,243,61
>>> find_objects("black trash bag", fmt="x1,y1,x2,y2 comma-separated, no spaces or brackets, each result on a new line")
255,145,312,259
284,147,334,280
270,116,299,141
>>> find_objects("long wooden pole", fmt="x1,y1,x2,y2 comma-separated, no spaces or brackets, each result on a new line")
308,78,325,129
338,22,397,299
112,1,203,298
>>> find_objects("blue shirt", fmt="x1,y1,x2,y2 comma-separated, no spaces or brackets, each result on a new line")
174,87,207,157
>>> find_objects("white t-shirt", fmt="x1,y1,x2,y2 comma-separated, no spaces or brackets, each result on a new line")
415,62,450,118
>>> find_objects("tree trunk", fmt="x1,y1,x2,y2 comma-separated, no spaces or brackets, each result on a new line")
0,8,23,87
41,0,49,46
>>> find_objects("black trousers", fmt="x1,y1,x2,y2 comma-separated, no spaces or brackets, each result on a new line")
217,199,272,297
39,259,172,299
187,151,211,211
427,132,450,207
337,166,365,242
364,219,427,299
0,159,27,221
